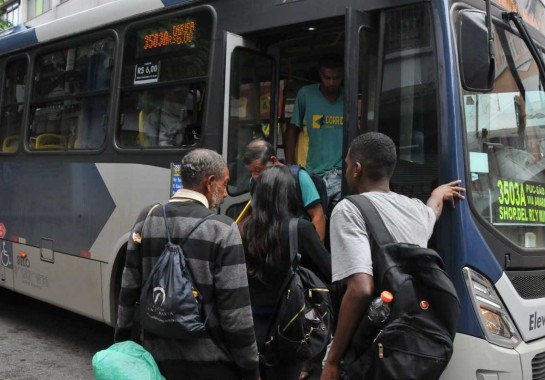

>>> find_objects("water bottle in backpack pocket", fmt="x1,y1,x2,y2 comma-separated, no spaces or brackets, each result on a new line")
367,290,394,327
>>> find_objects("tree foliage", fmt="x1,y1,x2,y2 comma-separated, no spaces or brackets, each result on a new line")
0,0,13,31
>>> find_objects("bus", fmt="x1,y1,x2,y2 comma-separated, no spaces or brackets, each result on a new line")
0,0,545,377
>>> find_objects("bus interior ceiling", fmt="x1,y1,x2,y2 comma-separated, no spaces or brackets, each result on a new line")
247,18,345,98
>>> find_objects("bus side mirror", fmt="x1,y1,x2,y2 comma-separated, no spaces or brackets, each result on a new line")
459,10,495,92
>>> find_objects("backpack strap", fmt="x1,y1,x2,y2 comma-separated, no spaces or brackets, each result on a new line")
346,195,394,247
160,203,214,245
288,164,304,208
263,218,300,346
288,217,300,267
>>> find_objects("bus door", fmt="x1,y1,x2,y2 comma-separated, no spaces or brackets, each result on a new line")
351,4,442,232
222,32,276,221
343,8,376,155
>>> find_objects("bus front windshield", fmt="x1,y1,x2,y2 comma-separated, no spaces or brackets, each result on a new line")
464,27,545,249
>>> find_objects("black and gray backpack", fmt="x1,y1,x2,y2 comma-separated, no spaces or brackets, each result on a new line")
344,195,460,380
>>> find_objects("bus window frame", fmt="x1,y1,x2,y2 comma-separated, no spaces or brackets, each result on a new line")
0,54,30,155
459,11,545,261
225,45,276,197
24,29,118,155
113,5,217,153
344,7,377,139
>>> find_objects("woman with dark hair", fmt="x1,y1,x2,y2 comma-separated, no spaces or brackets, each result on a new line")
242,165,332,380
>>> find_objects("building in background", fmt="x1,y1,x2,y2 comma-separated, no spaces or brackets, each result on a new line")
0,0,116,29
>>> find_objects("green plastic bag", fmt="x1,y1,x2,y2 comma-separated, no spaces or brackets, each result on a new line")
92,341,165,380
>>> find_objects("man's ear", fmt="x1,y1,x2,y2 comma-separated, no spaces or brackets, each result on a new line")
200,174,215,195
206,175,215,191
353,162,363,178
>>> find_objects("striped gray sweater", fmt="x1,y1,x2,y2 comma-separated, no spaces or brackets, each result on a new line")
115,196,259,379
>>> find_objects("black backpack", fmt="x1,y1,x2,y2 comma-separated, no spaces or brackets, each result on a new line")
260,218,333,366
288,164,329,215
344,195,460,380
140,204,213,339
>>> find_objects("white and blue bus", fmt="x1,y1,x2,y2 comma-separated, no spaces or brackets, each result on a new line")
0,0,545,378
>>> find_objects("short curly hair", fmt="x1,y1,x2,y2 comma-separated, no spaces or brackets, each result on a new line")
349,132,397,180
180,149,225,188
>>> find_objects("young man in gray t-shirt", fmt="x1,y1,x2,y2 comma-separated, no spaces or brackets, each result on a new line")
321,132,465,380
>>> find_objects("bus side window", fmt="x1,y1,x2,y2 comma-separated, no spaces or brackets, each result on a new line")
118,92,145,148
74,97,108,149
29,37,114,151
118,84,204,149
1,58,27,153
34,52,66,98
117,10,212,150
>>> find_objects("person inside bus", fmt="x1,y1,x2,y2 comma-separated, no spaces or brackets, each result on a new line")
284,53,344,215
115,149,260,380
320,132,465,380
241,165,332,380
242,138,327,241
144,85,190,147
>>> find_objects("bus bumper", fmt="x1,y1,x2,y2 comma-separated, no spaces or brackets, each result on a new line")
440,333,545,379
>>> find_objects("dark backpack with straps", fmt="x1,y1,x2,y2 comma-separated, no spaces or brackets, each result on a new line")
140,204,214,339
344,195,460,380
260,219,333,366
288,164,329,215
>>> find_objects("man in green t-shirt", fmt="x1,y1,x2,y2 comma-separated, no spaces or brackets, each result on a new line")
285,53,344,212
242,138,326,241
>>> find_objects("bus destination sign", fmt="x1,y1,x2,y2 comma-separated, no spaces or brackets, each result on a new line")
142,20,196,51
495,179,545,225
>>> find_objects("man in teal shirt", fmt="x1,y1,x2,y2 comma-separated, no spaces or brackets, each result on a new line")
243,138,326,241
285,53,344,211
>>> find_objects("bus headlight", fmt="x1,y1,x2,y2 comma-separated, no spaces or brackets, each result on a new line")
463,267,521,348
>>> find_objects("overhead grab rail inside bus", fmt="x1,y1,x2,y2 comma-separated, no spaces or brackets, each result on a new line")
503,12,545,90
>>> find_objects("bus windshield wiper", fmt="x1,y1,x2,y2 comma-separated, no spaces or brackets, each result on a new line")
503,12,545,89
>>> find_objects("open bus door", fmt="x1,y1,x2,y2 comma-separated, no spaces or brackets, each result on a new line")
220,9,375,220
221,32,277,221
343,8,376,187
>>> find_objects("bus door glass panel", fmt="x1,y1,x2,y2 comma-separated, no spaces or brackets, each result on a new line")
356,24,379,137
1,58,27,153
464,26,545,249
226,47,274,199
375,4,439,202
117,10,212,149
29,37,114,150
346,8,377,142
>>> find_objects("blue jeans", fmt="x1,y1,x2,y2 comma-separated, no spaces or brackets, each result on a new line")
322,169,342,213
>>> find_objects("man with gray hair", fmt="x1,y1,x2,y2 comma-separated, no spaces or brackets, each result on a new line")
115,149,260,380
242,138,327,241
